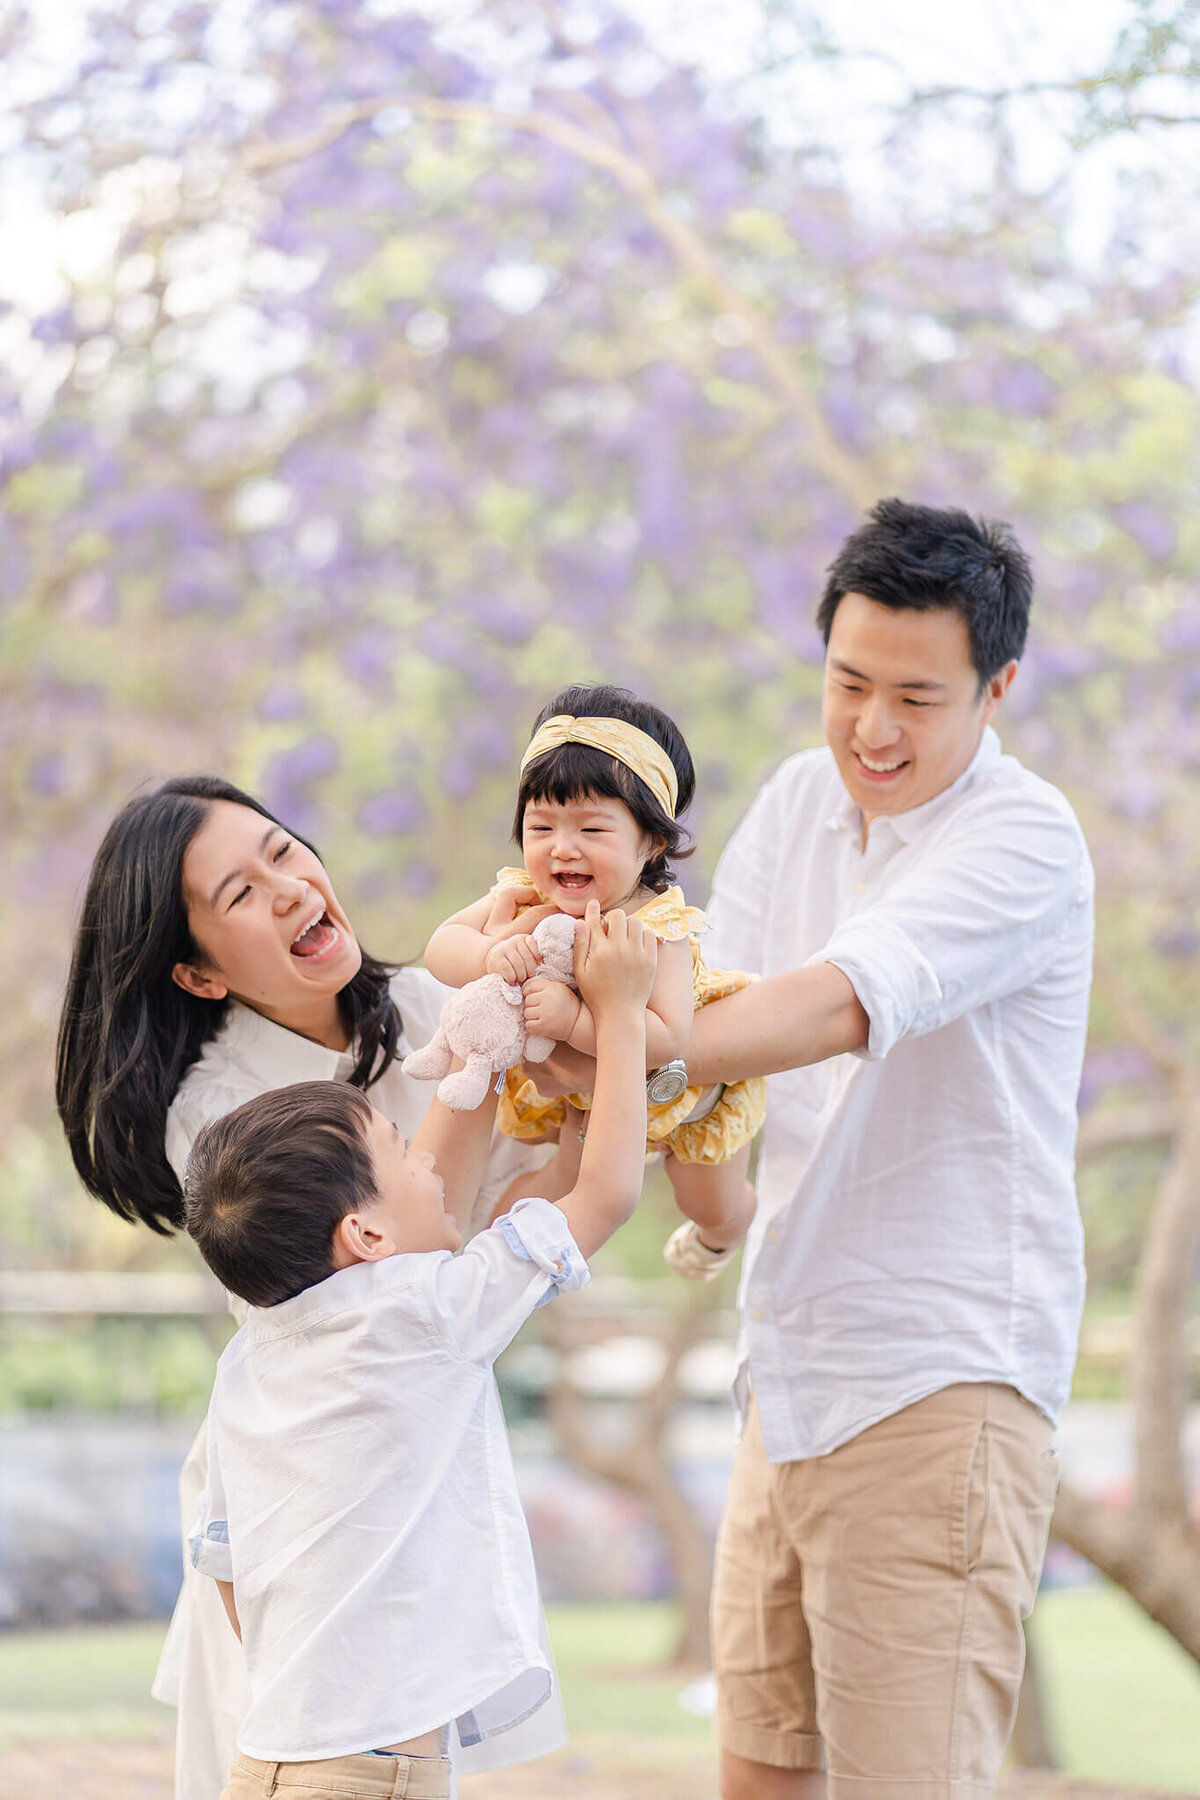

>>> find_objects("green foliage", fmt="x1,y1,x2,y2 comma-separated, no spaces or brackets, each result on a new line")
0,1317,227,1418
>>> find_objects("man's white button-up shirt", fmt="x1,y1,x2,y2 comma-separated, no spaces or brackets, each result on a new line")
706,729,1094,1463
190,1198,587,1764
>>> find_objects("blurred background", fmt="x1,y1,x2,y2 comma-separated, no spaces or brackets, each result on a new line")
2,0,1199,1792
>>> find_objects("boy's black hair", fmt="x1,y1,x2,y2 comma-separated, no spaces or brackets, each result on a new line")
184,1081,378,1306
512,683,694,893
815,498,1033,686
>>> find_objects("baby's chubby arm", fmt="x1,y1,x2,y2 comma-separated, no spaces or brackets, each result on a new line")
524,931,692,1064
424,886,557,987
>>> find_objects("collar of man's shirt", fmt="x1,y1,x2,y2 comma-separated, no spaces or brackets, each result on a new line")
825,725,1002,844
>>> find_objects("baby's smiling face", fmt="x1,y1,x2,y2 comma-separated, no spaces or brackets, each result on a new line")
521,792,657,918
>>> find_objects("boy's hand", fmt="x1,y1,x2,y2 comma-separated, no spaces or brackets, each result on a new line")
484,934,542,984
523,977,582,1042
575,901,657,1016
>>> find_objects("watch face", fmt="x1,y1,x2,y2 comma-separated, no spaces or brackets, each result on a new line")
647,1062,689,1105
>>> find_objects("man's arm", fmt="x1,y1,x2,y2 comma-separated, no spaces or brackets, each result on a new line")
527,959,867,1092
685,960,868,1080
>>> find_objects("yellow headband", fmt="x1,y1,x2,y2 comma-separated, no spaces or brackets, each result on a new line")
519,714,679,819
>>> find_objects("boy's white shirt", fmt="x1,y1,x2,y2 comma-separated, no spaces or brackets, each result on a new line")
705,728,1095,1462
190,1197,587,1763
153,964,560,1800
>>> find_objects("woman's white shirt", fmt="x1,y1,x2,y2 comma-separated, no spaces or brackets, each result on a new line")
166,966,541,1250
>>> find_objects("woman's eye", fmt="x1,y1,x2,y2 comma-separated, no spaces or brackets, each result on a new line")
903,699,930,708
273,839,293,860
229,885,251,908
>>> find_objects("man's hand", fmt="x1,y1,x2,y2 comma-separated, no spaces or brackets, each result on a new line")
484,934,543,984
481,886,557,942
575,902,657,1017
523,977,583,1042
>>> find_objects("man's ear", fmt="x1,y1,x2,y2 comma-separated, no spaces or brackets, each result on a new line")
172,962,229,1001
981,659,1019,724
331,1210,391,1268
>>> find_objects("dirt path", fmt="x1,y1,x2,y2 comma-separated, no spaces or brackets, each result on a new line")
0,1732,1191,1800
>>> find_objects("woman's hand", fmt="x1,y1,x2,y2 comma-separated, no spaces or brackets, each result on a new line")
523,978,582,1042
481,886,557,942
484,934,542,984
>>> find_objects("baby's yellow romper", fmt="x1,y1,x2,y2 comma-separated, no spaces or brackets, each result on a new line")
493,868,767,1164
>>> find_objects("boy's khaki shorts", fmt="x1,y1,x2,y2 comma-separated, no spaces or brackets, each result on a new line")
711,1383,1060,1799
221,1751,451,1800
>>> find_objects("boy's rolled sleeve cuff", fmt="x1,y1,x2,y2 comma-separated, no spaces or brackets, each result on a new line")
188,1508,234,1583
813,917,942,1062
497,1196,589,1306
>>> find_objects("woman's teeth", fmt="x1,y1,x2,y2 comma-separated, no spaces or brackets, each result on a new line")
290,914,339,957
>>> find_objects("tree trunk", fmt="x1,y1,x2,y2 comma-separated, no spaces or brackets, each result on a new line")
540,1302,715,1669
1051,1481,1200,1661
1009,1623,1057,1770
1059,1055,1200,1670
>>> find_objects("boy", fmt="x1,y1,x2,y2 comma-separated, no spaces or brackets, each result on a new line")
184,902,656,1800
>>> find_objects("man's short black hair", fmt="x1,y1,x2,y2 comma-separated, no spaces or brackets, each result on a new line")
816,498,1033,684
184,1082,378,1306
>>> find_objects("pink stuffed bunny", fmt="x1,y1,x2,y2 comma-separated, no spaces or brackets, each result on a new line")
401,912,579,1110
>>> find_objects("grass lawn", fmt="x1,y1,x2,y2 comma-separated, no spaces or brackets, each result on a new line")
0,1588,1197,1789
1030,1585,1200,1791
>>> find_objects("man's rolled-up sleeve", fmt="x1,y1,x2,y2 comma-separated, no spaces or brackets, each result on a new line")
816,791,1092,1061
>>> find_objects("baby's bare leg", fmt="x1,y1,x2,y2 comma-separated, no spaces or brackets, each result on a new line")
665,1143,755,1249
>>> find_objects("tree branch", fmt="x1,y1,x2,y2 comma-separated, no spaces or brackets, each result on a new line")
241,94,878,511
1075,1097,1177,1162
1130,1075,1200,1524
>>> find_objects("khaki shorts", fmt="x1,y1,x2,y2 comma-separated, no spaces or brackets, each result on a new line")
711,1383,1060,1799
222,1751,451,1800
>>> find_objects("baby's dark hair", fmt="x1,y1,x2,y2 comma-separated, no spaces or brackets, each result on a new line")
185,1081,378,1306
512,684,695,894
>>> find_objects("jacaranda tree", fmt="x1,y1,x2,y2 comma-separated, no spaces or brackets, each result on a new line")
3,0,1198,1659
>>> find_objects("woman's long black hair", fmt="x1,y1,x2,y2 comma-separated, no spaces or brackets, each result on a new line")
55,776,400,1236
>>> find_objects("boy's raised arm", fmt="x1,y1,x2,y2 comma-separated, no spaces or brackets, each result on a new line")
553,903,658,1260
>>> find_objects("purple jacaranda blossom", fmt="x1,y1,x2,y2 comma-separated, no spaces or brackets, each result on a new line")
256,681,308,725
1112,500,1177,564
400,857,439,899
357,788,426,837
992,362,1056,418
27,752,67,797
280,740,344,796
342,626,397,694
1160,609,1200,654
1076,1044,1158,1112
440,751,477,803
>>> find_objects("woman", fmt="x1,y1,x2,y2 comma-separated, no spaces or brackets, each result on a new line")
56,775,563,1800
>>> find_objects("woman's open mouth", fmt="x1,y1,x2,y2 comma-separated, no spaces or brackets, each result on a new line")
290,909,341,959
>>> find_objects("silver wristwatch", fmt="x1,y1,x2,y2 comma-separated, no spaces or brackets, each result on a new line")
647,1058,689,1105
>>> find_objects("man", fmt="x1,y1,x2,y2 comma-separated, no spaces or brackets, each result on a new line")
682,498,1094,1798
